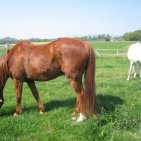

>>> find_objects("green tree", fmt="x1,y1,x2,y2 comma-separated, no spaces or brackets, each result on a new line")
123,30,141,41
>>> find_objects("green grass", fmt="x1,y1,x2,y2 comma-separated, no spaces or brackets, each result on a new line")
90,41,134,49
90,41,135,56
1,41,141,140
0,48,9,56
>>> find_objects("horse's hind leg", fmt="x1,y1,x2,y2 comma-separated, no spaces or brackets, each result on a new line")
27,81,44,114
68,77,86,122
72,95,80,116
13,79,23,116
127,60,133,80
133,63,137,79
139,63,141,79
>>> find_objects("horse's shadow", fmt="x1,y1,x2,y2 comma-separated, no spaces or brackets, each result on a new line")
44,94,124,114
0,95,124,117
44,98,75,112
96,94,124,114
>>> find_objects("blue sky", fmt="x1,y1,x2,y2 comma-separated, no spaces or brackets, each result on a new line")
0,0,141,39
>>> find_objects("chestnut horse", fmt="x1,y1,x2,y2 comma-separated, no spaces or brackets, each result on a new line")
0,38,96,122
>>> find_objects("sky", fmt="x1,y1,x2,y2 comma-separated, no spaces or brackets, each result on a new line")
0,0,141,39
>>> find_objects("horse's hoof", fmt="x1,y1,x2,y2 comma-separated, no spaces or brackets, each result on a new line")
13,110,22,116
39,111,44,114
13,112,18,117
77,113,87,122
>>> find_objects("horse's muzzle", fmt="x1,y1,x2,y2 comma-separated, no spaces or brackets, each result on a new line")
0,99,3,108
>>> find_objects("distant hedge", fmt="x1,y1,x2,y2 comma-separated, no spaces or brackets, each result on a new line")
123,30,141,41
0,37,53,44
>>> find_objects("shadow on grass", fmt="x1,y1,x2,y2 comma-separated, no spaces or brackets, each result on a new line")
44,98,75,112
44,95,124,114
96,94,124,114
0,95,124,117
0,98,76,117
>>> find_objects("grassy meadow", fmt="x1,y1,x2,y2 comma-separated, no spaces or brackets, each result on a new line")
1,41,141,141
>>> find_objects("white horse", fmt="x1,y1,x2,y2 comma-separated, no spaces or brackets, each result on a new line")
127,42,141,80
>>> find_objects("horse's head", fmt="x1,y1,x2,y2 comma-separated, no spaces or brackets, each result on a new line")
0,97,4,108
0,53,10,109
0,75,5,108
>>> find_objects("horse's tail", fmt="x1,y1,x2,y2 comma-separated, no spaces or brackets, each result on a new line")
84,44,96,116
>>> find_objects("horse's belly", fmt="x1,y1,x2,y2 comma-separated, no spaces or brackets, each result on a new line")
26,68,64,81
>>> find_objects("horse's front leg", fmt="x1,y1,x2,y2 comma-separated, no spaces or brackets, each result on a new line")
13,79,23,116
27,81,44,114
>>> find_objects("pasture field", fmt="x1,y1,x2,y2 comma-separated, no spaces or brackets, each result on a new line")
90,41,133,49
1,41,141,141
90,41,134,57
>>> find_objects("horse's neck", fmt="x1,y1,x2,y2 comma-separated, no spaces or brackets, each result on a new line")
0,55,9,89
0,70,8,88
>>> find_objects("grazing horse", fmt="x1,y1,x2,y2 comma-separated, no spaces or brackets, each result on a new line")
127,42,141,80
0,38,96,122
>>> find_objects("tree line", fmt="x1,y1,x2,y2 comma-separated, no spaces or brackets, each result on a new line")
123,30,141,41
0,37,53,44
0,30,140,44
0,34,118,44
